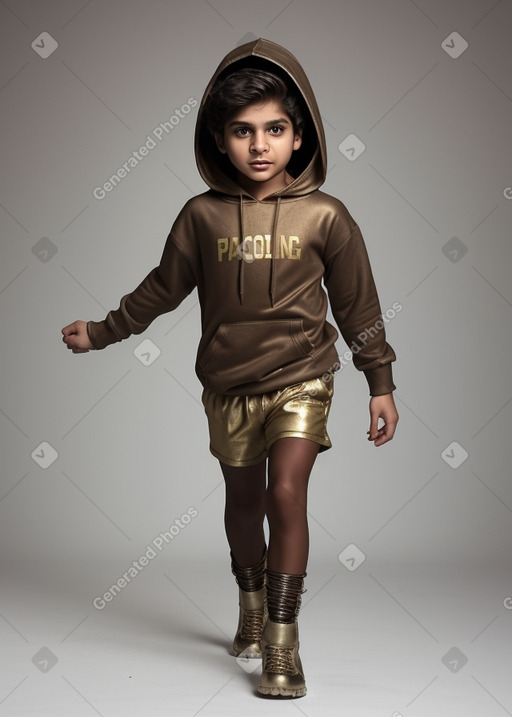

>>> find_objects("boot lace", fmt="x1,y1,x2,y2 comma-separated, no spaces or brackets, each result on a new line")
240,608,265,641
264,644,298,676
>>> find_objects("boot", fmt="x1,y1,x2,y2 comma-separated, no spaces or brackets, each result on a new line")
230,547,267,659
258,569,307,698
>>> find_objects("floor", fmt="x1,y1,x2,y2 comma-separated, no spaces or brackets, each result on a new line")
1,557,510,716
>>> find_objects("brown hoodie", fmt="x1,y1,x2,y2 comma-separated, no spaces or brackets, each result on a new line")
87,38,396,396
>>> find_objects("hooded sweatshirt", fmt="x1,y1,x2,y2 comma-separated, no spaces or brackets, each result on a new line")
87,38,396,397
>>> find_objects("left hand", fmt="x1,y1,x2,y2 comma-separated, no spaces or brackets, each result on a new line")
61,320,93,353
367,393,399,447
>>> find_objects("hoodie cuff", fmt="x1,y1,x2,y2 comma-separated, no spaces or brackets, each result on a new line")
364,364,396,396
86,320,119,351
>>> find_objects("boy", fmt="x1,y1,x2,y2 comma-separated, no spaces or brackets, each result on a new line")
62,38,398,698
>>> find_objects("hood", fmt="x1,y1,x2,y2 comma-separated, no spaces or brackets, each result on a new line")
194,38,327,198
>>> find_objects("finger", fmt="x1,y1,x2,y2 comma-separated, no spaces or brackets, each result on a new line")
64,334,80,349
61,322,77,336
367,415,380,441
373,423,396,446
367,430,380,441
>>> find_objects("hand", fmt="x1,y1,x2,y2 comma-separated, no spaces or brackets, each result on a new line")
367,393,398,447
61,320,93,353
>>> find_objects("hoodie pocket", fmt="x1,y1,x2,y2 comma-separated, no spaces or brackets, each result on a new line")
198,319,316,391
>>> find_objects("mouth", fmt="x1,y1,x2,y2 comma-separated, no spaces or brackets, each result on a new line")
249,161,272,169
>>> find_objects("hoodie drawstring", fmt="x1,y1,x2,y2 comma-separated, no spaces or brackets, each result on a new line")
238,194,282,308
269,196,281,308
238,195,244,304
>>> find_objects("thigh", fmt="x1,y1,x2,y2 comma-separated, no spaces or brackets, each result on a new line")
267,437,320,499
220,459,267,507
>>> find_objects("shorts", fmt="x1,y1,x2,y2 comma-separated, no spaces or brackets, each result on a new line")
201,376,334,467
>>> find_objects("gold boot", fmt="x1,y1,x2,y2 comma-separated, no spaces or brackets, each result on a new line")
257,569,306,698
258,619,306,697
231,586,266,658
230,547,267,659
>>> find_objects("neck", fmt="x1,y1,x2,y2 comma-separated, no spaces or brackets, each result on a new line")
236,171,294,200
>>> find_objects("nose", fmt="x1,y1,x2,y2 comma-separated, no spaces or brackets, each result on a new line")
250,130,268,154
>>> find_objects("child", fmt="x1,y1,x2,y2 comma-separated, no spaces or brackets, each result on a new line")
62,38,398,698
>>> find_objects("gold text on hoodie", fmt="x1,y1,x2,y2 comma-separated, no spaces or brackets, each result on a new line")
217,235,302,262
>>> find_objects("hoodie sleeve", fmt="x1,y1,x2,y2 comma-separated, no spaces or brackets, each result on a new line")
86,226,197,350
323,218,396,396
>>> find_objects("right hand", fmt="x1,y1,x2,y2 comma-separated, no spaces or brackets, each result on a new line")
62,320,93,353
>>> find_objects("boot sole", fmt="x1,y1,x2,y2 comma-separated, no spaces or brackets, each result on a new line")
257,685,307,698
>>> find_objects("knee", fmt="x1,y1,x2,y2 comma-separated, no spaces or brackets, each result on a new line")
266,479,307,522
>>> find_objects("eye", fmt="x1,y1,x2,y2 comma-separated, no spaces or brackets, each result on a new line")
268,125,284,135
235,127,251,137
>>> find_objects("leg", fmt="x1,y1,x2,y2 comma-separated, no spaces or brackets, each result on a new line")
266,437,320,574
220,459,267,566
220,460,268,658
259,437,320,698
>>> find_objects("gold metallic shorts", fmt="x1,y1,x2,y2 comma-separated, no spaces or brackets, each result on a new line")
201,376,334,467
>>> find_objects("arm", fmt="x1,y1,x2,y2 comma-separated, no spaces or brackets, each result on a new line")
61,220,197,352
323,212,398,442
324,220,396,396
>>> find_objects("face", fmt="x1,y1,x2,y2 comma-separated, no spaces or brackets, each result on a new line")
215,99,302,200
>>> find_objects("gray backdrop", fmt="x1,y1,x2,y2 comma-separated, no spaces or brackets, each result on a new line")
1,0,511,713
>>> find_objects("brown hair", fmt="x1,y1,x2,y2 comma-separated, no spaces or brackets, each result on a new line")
204,68,305,137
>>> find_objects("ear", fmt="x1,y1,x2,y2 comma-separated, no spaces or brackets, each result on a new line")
293,129,302,151
214,132,227,154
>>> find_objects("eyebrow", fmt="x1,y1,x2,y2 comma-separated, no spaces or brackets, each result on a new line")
227,117,291,128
